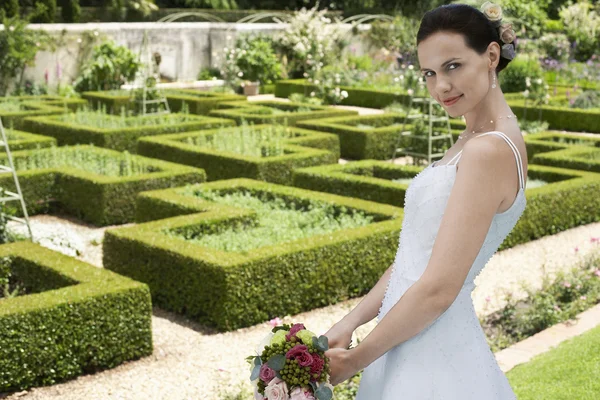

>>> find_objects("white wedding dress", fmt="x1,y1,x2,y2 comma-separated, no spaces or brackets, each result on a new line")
356,131,526,400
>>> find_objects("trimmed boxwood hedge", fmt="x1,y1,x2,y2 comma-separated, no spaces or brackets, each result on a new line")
0,99,83,130
0,145,206,226
292,157,600,249
103,178,404,331
275,79,600,133
137,124,340,185
81,89,246,115
0,242,153,392
208,100,359,126
21,113,235,153
274,79,412,109
3,129,56,151
525,131,600,172
296,113,465,160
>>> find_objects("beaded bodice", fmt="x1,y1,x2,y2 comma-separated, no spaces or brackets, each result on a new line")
378,132,527,321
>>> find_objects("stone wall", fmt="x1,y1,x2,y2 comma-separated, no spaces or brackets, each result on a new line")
18,22,370,86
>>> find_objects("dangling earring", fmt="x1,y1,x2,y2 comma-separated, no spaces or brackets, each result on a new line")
491,72,497,89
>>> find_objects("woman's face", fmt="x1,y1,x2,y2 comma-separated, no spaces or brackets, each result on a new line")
417,31,493,118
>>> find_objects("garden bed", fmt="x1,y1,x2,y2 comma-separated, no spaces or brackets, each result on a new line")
292,160,600,249
103,178,404,331
0,145,206,226
137,123,340,184
208,100,358,126
1,128,56,151
22,109,235,152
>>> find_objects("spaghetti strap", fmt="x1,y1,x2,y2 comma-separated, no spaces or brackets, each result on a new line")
470,131,525,189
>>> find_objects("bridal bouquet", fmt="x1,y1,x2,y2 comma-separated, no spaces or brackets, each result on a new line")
247,322,334,400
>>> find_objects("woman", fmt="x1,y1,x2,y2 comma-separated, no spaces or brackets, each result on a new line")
324,3,527,399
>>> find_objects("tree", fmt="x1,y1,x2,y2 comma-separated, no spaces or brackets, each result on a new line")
59,0,81,22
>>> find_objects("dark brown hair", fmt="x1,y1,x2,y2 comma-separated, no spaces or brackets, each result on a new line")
417,4,514,75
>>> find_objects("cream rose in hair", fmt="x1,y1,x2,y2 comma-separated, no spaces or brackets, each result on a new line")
499,23,516,43
480,1,503,25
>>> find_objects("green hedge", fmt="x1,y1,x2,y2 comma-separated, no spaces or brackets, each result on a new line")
82,90,247,115
208,100,358,125
103,178,403,331
137,124,340,185
507,98,600,133
0,96,86,130
0,242,153,392
292,159,600,249
274,79,412,109
165,89,247,115
275,80,600,133
0,145,206,226
22,113,235,153
3,129,56,151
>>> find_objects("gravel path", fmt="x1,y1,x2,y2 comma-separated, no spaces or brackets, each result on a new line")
3,213,599,399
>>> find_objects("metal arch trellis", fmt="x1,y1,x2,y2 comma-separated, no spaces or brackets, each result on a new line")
157,12,227,23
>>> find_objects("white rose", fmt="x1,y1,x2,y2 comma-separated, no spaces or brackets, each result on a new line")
523,90,530,98
341,90,348,98
536,78,543,84
264,377,289,400
481,2,503,21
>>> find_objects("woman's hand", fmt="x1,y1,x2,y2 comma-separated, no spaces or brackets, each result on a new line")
324,347,361,386
323,320,354,350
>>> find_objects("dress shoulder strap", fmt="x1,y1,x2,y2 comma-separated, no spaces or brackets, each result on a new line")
459,131,525,190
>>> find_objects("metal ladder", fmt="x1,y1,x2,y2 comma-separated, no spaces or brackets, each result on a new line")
129,31,171,116
390,96,455,166
0,117,33,241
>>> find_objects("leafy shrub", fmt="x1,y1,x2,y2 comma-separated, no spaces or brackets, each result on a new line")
500,55,545,93
74,41,142,92
234,35,282,84
571,90,600,109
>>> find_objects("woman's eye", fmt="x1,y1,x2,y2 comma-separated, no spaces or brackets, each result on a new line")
448,63,460,70
424,71,434,78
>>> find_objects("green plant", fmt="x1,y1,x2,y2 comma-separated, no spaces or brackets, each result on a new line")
234,35,282,84
500,55,545,93
571,90,600,109
273,5,345,79
0,15,52,96
73,41,142,93
30,0,57,23
0,0,19,18
537,33,570,63
58,0,81,22
197,66,222,80
559,1,600,62
365,13,419,61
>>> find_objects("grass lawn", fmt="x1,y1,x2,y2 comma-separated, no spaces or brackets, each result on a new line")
507,322,600,399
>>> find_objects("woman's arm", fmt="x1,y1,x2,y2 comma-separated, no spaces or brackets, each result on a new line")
336,262,394,330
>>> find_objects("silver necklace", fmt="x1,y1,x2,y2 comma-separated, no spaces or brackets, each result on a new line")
458,114,518,140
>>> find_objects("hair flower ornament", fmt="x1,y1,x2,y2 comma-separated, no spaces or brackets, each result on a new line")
480,1,503,27
499,23,516,44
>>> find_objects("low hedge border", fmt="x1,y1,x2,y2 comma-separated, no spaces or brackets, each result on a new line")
0,241,153,392
137,124,340,185
0,100,78,130
164,89,247,115
22,113,235,153
4,129,57,151
274,80,600,133
274,79,411,109
0,145,206,226
81,90,246,115
296,113,466,160
292,160,600,249
524,131,600,172
103,178,404,331
208,100,359,126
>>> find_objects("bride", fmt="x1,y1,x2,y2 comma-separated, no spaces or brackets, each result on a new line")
324,3,527,399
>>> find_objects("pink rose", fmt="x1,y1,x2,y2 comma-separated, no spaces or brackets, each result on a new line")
264,377,289,400
259,363,276,384
290,387,316,400
286,323,306,341
285,344,313,367
499,23,516,44
309,353,324,376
